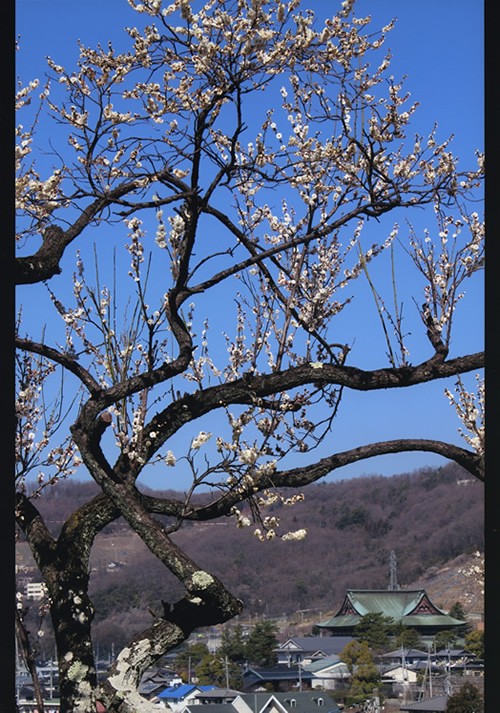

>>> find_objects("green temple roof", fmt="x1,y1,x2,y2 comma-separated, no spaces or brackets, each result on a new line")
317,589,466,633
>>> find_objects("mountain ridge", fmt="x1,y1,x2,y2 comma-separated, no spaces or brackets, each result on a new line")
16,462,483,656
18,461,484,617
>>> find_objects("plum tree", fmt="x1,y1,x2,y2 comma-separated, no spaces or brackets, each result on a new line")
15,1,483,710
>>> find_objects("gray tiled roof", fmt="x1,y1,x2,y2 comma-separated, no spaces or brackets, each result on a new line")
243,667,314,681
382,649,429,658
195,688,241,699
183,691,341,713
184,706,237,713
399,695,449,712
302,655,343,673
276,637,354,656
239,691,341,713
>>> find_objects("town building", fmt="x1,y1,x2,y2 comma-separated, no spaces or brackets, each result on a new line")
399,694,449,712
25,582,48,600
273,636,354,666
157,684,217,709
179,691,341,713
301,655,350,691
316,590,466,637
242,666,314,692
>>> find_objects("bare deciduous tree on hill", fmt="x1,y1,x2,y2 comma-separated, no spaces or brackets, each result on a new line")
15,1,483,710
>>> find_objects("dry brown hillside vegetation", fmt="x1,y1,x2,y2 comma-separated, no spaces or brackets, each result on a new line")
407,552,484,616
17,461,483,657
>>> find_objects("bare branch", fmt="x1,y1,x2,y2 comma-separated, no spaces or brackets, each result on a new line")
16,336,101,394
15,170,188,285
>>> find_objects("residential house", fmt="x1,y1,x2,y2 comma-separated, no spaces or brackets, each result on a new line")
399,694,449,712
25,582,48,600
433,648,476,667
235,692,340,713
140,679,177,701
194,688,242,704
446,660,484,677
242,666,314,692
156,684,217,709
301,655,350,691
431,649,483,679
139,668,183,701
317,590,466,637
180,691,340,713
380,665,420,686
180,690,241,713
17,702,61,713
181,704,234,713
381,649,430,667
274,637,354,666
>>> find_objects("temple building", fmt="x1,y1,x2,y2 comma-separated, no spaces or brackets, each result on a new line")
316,589,466,637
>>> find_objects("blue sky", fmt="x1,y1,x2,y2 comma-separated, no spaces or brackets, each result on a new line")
16,0,484,490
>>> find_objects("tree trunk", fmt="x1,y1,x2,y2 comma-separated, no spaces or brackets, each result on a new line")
49,571,98,713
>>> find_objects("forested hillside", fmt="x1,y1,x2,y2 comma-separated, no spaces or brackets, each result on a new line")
168,461,483,616
18,462,483,658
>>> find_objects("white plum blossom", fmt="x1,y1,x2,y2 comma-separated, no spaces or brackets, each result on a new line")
238,448,259,465
281,528,307,541
458,551,484,595
190,431,212,450
445,375,484,456
231,506,251,528
164,450,176,466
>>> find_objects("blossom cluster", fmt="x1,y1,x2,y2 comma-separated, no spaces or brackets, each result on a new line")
15,0,483,543
444,375,484,456
15,345,82,495
404,206,481,340
458,551,484,596
15,77,70,237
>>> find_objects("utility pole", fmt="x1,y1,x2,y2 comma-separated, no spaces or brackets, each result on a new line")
49,654,54,699
428,643,433,698
388,550,400,590
445,646,452,696
15,630,20,702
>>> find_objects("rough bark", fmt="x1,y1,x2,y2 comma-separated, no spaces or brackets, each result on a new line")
15,478,245,712
16,492,117,713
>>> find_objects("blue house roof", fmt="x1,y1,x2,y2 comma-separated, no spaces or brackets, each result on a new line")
158,684,216,699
